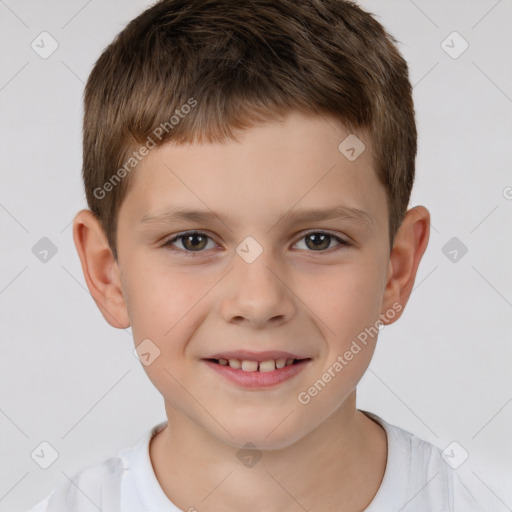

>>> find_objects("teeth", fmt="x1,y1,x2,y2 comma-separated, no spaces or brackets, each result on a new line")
228,358,241,369
241,360,258,372
259,360,276,372
218,357,300,371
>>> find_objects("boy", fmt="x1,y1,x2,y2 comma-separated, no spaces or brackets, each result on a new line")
28,0,490,510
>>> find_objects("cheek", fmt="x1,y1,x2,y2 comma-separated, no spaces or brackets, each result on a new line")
122,260,202,347
312,258,385,339
124,264,205,397
295,265,385,415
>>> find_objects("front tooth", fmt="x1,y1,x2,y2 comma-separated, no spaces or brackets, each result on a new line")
241,360,258,372
229,358,241,369
259,360,276,372
275,358,286,369
286,358,294,366
218,358,228,366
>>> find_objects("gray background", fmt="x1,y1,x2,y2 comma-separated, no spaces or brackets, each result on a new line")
1,0,511,510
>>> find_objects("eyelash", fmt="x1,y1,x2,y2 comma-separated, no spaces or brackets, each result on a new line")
162,230,351,256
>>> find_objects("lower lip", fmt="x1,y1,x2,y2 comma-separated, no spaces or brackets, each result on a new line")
203,359,310,388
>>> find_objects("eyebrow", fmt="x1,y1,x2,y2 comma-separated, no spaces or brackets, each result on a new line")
140,205,373,228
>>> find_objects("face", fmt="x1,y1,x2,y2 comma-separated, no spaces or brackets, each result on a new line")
115,111,393,449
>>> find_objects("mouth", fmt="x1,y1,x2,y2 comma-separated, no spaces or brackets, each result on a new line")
201,351,312,388
205,357,308,372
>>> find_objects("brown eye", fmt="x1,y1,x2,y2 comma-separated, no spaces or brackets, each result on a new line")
165,231,215,253
305,233,331,250
181,233,208,251
294,232,347,252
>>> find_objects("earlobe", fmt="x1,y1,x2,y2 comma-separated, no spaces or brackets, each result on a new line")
380,206,430,324
72,209,130,329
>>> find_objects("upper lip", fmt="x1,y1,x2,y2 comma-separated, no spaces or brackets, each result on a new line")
204,350,310,362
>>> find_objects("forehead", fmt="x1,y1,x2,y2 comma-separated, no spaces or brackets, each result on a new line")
119,111,387,230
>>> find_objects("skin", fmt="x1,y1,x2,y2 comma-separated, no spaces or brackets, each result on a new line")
73,110,430,511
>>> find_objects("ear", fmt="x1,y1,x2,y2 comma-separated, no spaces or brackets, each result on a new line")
380,206,430,324
72,209,130,329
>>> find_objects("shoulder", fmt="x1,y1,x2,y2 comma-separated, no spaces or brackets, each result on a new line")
26,455,127,512
26,494,51,512
25,422,165,512
361,410,489,512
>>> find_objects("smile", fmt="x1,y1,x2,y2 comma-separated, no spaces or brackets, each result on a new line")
209,357,302,372
202,352,311,388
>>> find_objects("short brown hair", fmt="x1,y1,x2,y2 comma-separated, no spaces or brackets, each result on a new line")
83,0,416,260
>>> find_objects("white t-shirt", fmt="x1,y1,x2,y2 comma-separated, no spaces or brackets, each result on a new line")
27,410,495,512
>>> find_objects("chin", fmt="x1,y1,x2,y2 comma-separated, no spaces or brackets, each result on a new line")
210,416,310,451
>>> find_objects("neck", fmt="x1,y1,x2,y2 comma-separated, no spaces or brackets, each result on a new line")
150,393,387,512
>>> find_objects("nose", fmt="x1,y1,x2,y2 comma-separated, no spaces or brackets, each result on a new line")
218,246,296,329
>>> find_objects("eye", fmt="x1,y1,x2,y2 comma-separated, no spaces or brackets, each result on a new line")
163,230,350,256
164,231,217,254
293,231,349,252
